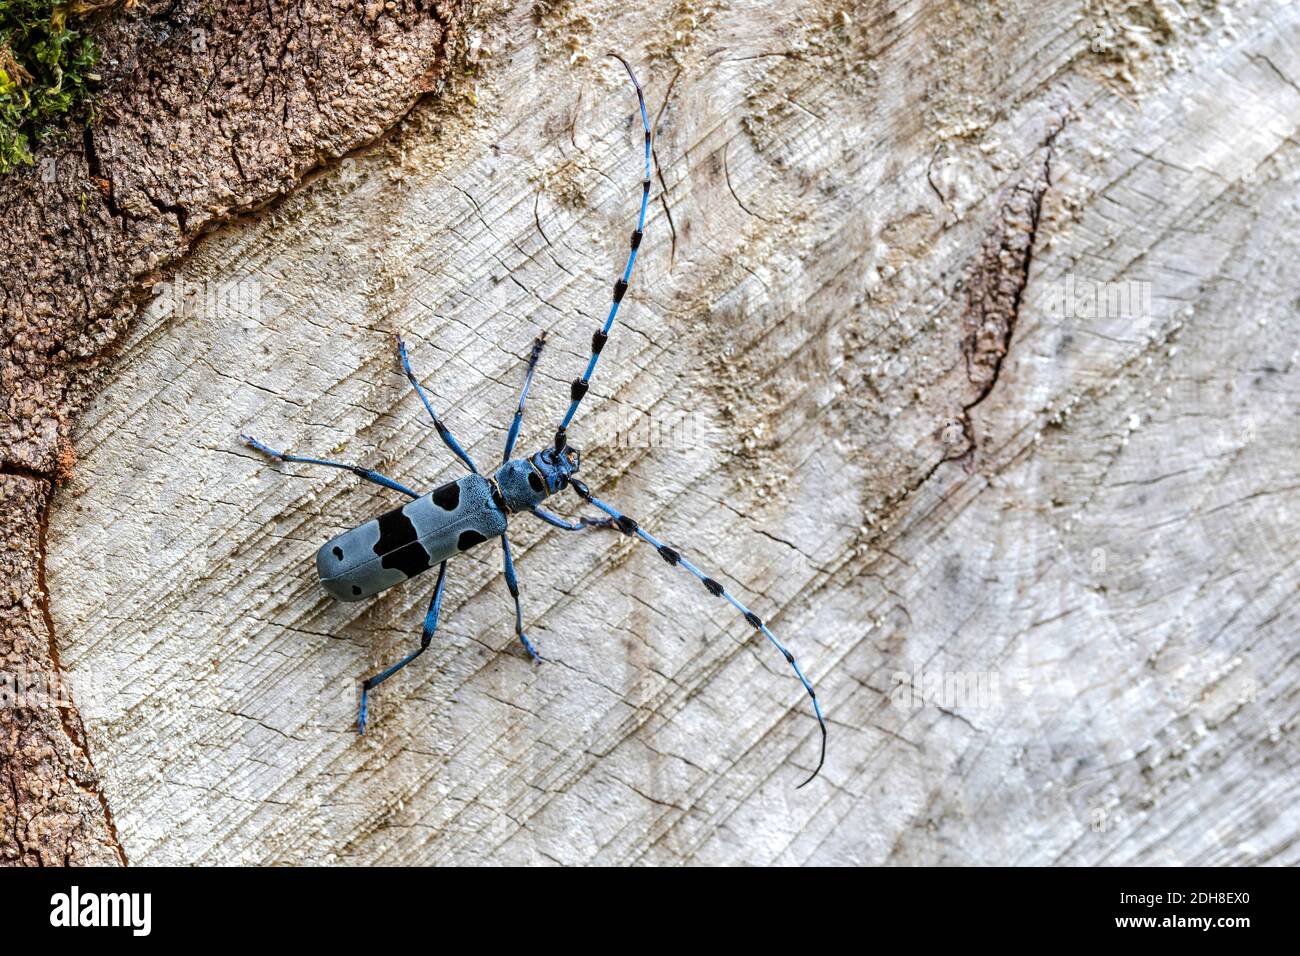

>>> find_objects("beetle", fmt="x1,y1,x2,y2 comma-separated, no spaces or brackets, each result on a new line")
241,55,826,787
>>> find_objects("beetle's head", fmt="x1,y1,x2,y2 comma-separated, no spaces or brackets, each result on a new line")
531,444,581,494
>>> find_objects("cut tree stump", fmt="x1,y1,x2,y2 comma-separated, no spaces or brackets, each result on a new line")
7,0,1299,865
1,0,474,866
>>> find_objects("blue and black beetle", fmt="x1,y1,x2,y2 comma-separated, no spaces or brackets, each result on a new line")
242,56,825,787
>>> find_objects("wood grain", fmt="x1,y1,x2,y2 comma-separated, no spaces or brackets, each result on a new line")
39,0,1300,864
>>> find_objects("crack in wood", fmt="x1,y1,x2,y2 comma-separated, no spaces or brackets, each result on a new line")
954,120,1064,464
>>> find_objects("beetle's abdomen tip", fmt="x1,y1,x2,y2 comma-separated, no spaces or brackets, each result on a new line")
320,577,369,602
316,537,377,602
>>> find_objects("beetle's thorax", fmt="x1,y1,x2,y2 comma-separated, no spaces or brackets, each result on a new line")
493,445,581,513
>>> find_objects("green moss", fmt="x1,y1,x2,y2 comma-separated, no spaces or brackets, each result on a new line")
0,1,102,174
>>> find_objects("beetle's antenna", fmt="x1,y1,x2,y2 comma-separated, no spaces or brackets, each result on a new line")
553,53,651,455
570,479,827,788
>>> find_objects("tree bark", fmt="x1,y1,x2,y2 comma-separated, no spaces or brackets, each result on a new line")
1,0,474,865
9,0,1300,864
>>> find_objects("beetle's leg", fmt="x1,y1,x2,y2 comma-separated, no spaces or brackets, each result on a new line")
241,434,420,499
502,332,547,463
501,530,540,661
530,506,616,532
396,335,480,475
551,55,651,455
358,561,449,734
568,478,826,788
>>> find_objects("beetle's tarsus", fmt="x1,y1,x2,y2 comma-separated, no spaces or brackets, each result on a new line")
242,433,283,459
520,633,541,663
357,689,370,736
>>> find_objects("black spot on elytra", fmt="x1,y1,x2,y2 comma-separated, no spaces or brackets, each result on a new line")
374,506,431,578
375,507,417,554
458,529,488,551
332,546,344,560
432,480,461,511
352,585,362,596
528,471,544,493
383,543,432,578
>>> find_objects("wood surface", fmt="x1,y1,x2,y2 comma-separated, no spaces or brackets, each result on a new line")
7,0,1298,864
